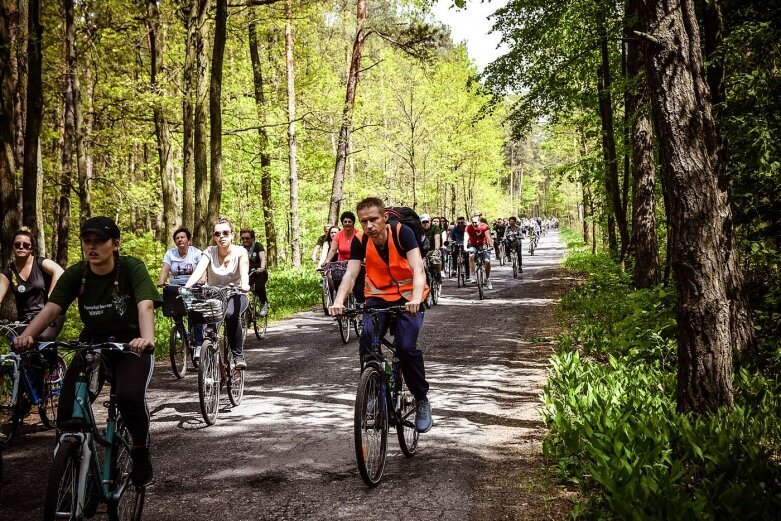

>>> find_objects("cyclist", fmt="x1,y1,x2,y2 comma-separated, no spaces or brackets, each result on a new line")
320,211,364,306
13,216,161,486
467,212,493,289
492,218,506,260
420,214,442,284
310,223,334,262
318,225,339,266
448,216,469,281
185,216,250,369
240,228,269,318
158,226,204,359
329,197,432,433
0,227,65,340
503,216,524,273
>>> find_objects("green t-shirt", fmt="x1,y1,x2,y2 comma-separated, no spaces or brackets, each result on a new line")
49,256,162,341
424,225,442,250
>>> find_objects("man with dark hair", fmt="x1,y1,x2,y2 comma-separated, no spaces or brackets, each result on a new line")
240,228,269,317
330,197,433,433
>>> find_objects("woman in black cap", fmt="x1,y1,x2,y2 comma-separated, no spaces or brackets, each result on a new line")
14,216,161,486
0,226,65,339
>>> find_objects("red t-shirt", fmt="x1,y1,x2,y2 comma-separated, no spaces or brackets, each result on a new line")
333,229,357,261
466,222,490,247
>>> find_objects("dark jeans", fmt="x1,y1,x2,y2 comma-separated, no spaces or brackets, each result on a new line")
57,350,154,447
359,298,428,401
220,294,249,357
250,270,268,304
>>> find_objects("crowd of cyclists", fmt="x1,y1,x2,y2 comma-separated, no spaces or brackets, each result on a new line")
0,203,557,507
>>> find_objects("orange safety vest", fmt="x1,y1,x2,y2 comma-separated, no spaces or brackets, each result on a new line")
360,223,429,302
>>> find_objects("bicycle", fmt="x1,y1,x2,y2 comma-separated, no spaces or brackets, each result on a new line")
40,341,145,521
317,267,334,317
181,285,247,426
243,290,269,341
453,245,466,288
0,321,66,450
343,306,419,486
336,292,363,344
162,285,198,378
528,229,536,256
472,246,490,300
496,240,506,266
424,253,442,307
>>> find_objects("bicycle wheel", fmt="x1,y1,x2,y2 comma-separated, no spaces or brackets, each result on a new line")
512,255,518,278
198,339,220,425
425,273,434,308
108,420,145,521
320,278,330,316
0,387,19,448
354,366,388,486
498,244,505,266
169,324,187,379
241,301,251,341
396,386,418,457
42,438,81,521
253,298,267,339
39,354,67,429
431,278,440,306
476,268,484,300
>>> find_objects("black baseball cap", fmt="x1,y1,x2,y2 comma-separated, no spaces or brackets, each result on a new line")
80,216,120,241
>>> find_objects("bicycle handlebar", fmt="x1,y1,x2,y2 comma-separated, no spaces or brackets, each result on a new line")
341,305,408,318
34,340,144,357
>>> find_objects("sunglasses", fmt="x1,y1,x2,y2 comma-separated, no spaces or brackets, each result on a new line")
213,230,232,237
13,241,32,250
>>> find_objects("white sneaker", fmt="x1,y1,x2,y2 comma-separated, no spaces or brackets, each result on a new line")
485,280,493,290
193,346,201,362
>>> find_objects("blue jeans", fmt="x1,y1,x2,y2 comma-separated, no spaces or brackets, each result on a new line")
219,294,249,357
360,298,428,401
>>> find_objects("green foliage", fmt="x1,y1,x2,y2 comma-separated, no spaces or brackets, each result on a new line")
545,248,781,519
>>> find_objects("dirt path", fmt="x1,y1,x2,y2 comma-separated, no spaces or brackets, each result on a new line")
1,231,574,520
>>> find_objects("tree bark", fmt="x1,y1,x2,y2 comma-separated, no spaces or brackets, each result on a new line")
21,0,42,243
194,0,209,247
0,5,20,266
328,0,367,226
284,0,300,267
638,0,753,414
180,0,197,232
596,25,628,256
8,0,26,170
146,0,176,245
207,0,226,230
248,17,278,266
626,0,660,288
71,1,89,221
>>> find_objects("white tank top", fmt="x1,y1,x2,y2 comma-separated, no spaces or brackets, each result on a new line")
204,245,247,286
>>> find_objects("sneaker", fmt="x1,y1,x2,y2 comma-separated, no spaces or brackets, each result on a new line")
415,399,432,433
465,277,471,283
233,356,247,370
130,446,153,486
259,302,269,317
485,280,493,290
193,345,201,362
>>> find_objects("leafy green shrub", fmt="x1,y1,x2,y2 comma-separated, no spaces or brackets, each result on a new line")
545,247,781,519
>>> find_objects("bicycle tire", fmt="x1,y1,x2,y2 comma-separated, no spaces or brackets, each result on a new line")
39,354,67,429
169,325,187,379
338,316,351,344
241,301,251,341
321,278,330,316
226,336,245,407
512,255,518,279
425,273,434,308
42,438,81,521
198,339,220,425
476,268,484,300
354,365,388,486
396,385,418,457
431,278,440,306
108,419,145,521
0,362,20,447
498,244,505,266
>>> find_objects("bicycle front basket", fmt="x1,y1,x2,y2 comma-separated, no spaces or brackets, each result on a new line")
183,286,226,324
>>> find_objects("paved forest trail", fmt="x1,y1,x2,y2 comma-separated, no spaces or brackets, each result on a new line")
1,231,575,520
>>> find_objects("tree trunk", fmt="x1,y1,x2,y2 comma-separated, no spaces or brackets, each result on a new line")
596,25,628,256
194,0,209,247
207,0,226,229
8,0,26,170
71,1,89,221
181,0,197,232
284,0,301,267
146,0,176,245
638,0,753,414
21,0,42,241
0,6,20,266
248,17,278,266
626,0,660,288
328,0,367,226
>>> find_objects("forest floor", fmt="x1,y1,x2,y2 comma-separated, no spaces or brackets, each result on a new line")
0,231,577,520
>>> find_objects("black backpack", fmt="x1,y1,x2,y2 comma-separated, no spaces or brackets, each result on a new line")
385,207,430,256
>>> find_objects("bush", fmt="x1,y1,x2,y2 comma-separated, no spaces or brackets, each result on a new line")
544,245,781,519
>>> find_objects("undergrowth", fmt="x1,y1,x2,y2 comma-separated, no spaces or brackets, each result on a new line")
544,230,781,519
